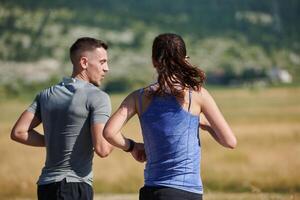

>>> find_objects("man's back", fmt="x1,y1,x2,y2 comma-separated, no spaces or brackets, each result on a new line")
28,77,111,186
11,37,113,200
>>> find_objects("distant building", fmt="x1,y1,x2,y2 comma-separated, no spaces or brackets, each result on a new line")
267,68,293,83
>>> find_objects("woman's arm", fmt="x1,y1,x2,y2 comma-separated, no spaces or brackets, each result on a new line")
199,116,227,147
103,92,136,150
103,91,146,162
200,88,237,149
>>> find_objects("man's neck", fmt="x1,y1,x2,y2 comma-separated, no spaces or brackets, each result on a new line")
71,72,88,82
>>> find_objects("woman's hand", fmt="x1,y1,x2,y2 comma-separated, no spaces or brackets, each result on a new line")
131,143,147,163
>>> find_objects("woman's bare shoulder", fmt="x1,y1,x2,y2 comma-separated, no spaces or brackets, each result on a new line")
192,87,213,109
126,85,154,102
192,86,209,99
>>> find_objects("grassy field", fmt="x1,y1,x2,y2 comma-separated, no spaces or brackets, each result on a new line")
0,87,299,199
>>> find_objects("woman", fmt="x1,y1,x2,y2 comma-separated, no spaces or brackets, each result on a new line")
104,33,237,200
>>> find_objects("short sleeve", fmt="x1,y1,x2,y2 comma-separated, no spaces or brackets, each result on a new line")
27,93,41,120
90,91,111,124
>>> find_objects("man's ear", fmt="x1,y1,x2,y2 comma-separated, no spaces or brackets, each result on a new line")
80,56,88,69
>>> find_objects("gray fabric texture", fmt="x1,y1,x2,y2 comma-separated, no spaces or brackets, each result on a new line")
27,77,111,186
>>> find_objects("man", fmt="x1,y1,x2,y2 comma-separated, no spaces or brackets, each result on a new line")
11,37,114,200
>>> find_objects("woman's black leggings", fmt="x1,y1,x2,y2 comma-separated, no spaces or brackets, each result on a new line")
139,186,202,200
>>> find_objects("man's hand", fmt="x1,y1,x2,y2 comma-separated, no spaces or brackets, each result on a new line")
131,142,147,163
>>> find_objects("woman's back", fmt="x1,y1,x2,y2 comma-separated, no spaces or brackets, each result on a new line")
103,33,236,200
137,87,203,194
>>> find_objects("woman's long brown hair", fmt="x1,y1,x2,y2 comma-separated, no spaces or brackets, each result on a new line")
151,33,206,97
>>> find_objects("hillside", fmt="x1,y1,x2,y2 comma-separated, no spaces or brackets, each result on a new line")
0,0,299,93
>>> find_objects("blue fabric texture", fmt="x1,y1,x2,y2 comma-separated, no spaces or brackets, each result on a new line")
139,89,203,194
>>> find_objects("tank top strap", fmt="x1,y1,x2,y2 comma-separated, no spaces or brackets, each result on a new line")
188,89,192,112
138,88,144,115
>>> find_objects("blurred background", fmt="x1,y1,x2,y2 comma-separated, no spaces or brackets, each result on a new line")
0,0,300,94
0,0,299,199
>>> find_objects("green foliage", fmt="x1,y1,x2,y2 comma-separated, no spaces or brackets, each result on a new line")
1,75,60,99
104,77,134,93
104,77,148,93
1,1,299,61
0,1,299,86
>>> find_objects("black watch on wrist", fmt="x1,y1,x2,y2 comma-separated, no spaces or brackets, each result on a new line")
124,139,135,152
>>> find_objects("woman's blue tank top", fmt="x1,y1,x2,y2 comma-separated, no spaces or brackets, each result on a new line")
138,88,203,194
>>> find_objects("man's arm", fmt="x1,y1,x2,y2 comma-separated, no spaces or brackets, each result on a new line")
11,110,45,147
91,122,114,158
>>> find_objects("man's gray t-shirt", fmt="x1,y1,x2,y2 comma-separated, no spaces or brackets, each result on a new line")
27,77,111,186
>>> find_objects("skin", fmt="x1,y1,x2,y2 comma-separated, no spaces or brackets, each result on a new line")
103,91,147,162
74,47,109,87
103,85,237,161
11,47,113,158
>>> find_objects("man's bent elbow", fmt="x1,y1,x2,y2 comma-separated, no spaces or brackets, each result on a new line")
95,151,109,158
94,146,112,158
10,131,17,141
103,128,114,144
10,128,22,142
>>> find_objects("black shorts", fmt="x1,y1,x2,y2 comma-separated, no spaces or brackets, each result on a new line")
37,179,93,200
139,186,202,200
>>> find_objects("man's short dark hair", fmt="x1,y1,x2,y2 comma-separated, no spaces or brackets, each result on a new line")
70,37,108,65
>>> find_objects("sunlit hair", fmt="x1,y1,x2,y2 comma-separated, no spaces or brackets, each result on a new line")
70,37,108,66
151,33,206,97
